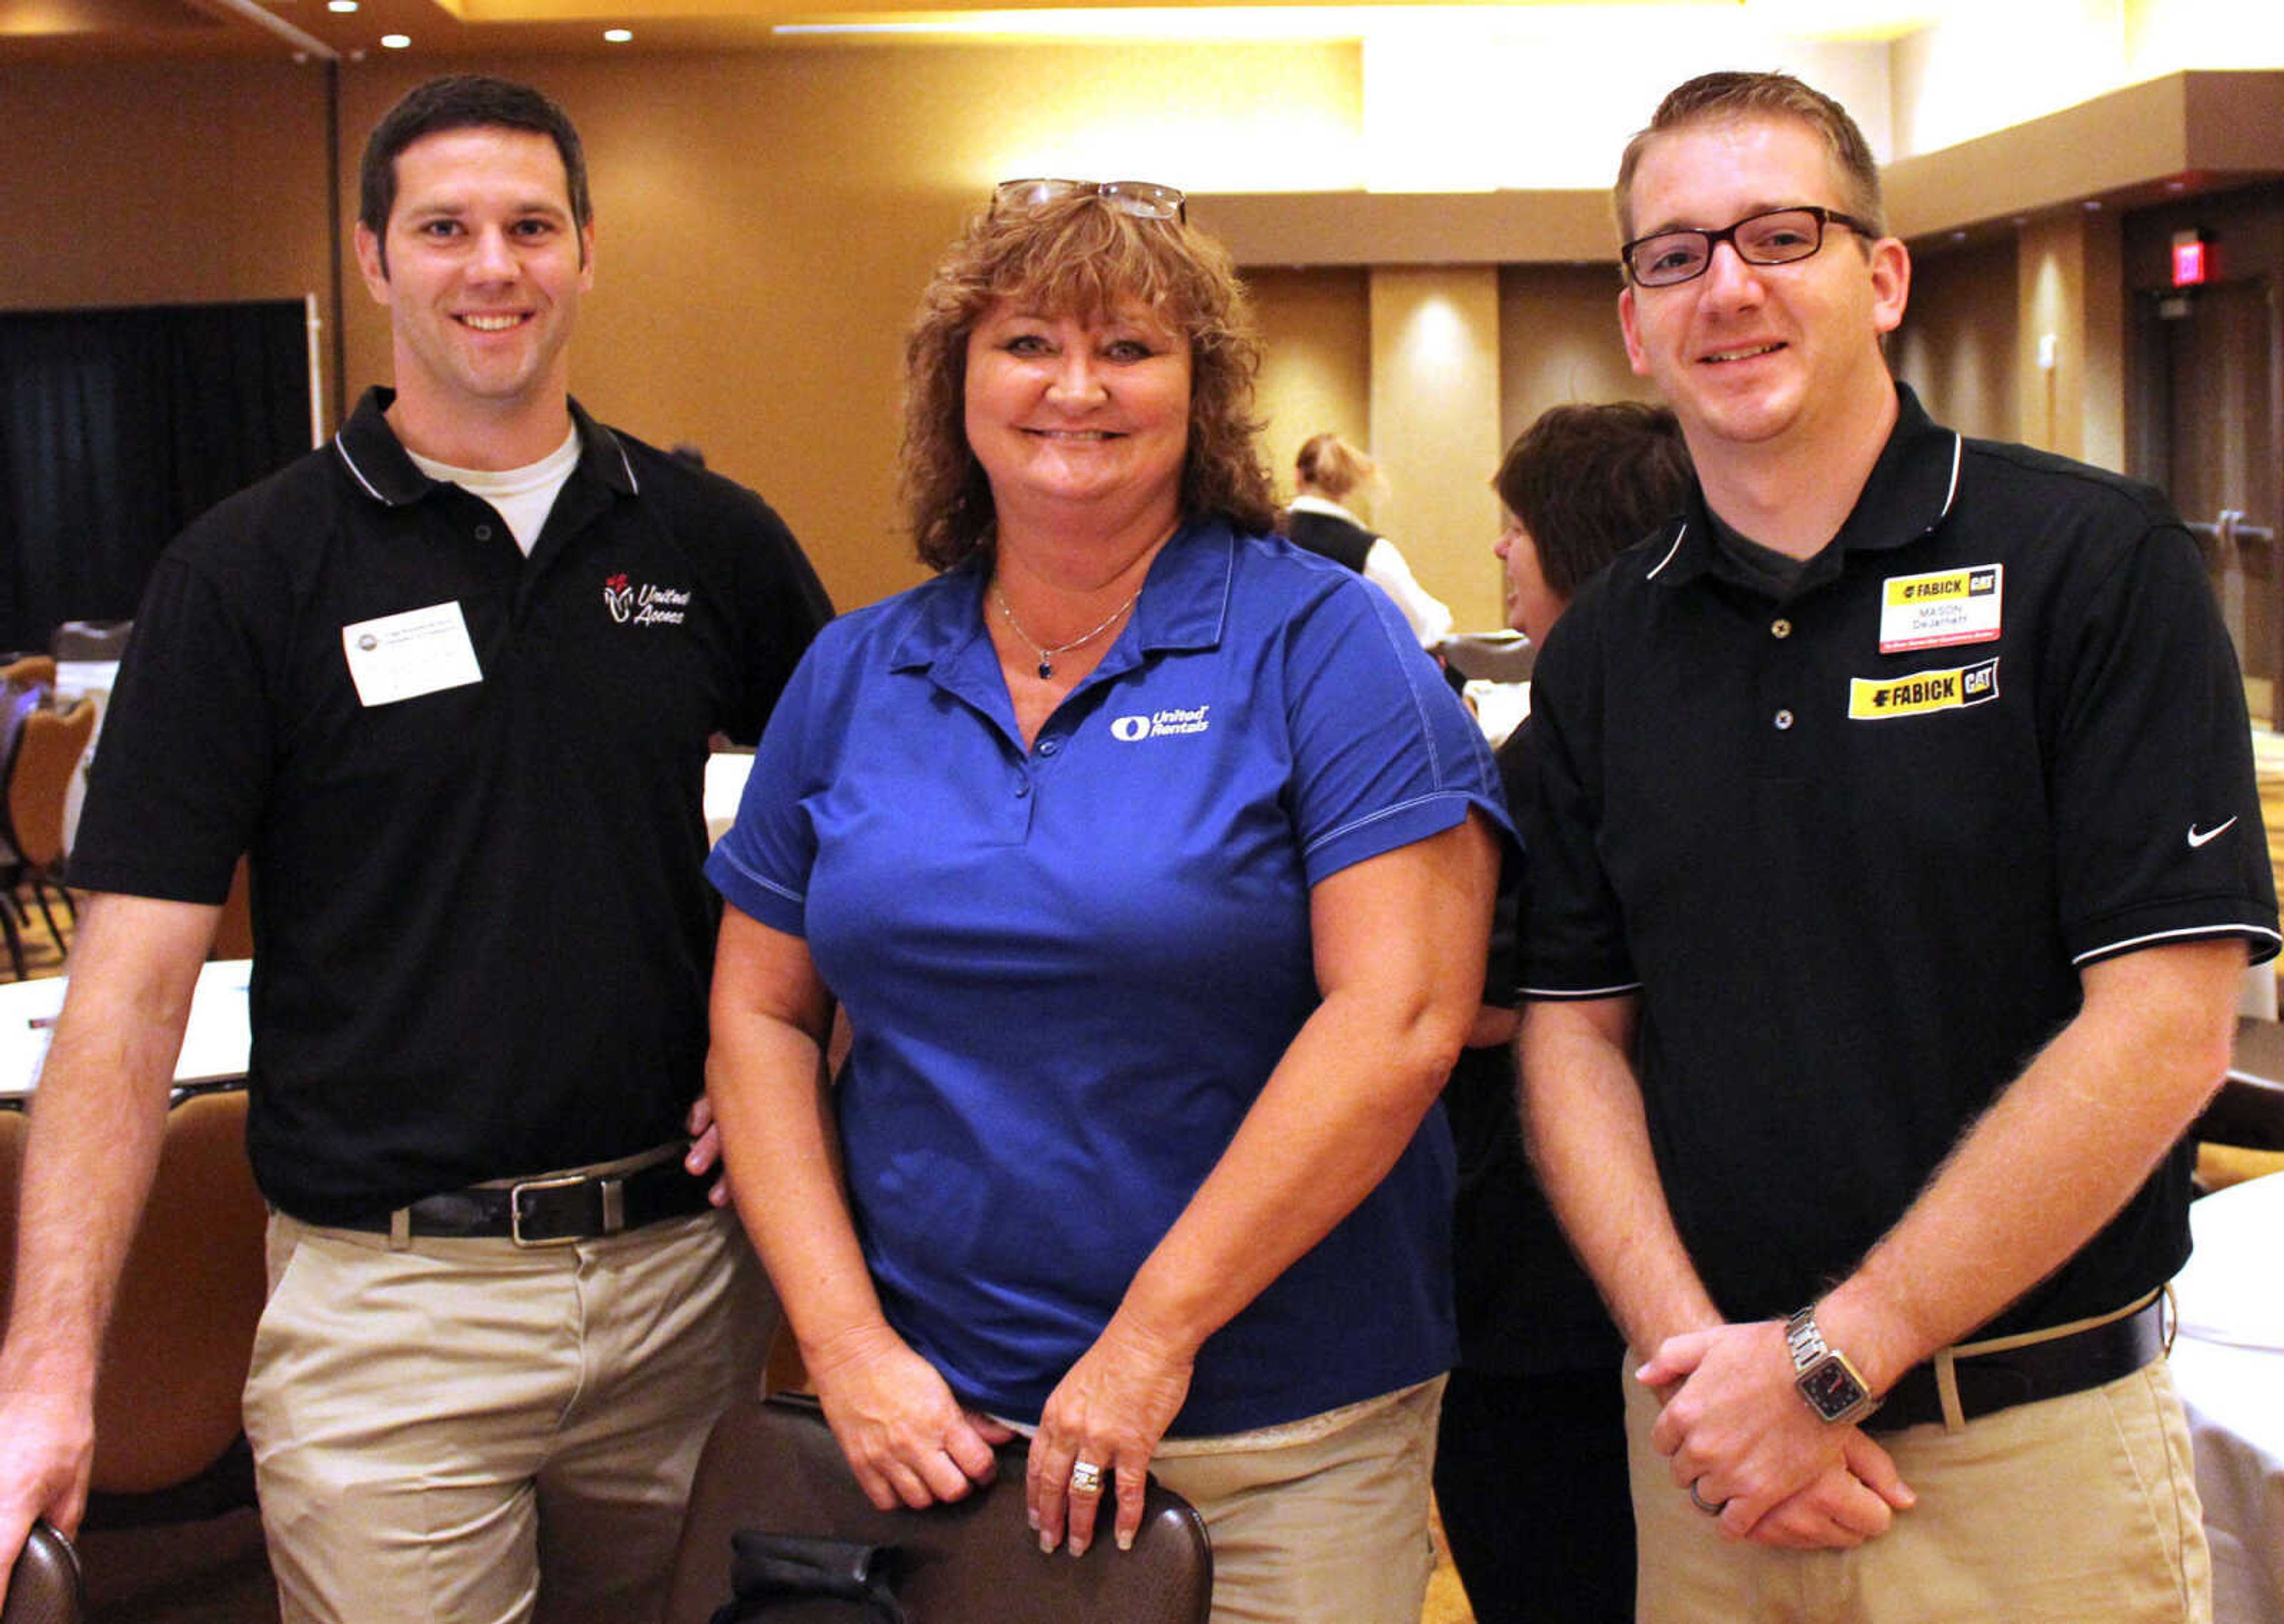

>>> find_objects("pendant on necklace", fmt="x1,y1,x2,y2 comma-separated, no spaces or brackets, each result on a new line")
1037,659,1054,680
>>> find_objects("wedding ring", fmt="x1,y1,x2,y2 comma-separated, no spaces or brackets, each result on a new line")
1069,1460,1105,1495
1688,1479,1727,1516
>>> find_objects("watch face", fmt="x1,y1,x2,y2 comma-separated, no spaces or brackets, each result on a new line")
1800,1356,1869,1419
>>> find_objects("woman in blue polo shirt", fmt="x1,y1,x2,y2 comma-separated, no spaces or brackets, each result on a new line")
705,180,1504,1623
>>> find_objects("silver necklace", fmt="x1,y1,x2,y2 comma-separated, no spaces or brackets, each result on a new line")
990,579,1140,680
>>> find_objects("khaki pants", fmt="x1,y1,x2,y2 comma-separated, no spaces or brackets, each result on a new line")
1626,1357,2211,1624
244,1208,775,1624
1150,1376,1444,1624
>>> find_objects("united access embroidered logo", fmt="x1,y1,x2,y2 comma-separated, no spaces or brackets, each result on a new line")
602,572,691,626
1110,705,1210,742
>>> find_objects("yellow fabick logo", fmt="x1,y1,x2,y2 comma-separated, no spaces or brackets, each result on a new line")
1849,656,2000,720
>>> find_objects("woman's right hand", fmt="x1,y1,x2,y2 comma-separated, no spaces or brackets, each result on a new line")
808,1321,1016,1510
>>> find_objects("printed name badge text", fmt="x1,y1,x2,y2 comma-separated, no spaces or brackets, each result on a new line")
1878,564,2003,654
341,601,484,708
1849,656,2000,721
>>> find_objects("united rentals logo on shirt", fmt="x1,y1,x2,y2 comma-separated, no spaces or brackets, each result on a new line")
1878,564,2003,652
1849,656,2000,720
1110,705,1211,742
602,573,691,626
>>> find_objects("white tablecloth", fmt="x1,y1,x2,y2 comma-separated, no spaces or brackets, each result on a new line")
0,958,252,1100
2174,1174,2284,1624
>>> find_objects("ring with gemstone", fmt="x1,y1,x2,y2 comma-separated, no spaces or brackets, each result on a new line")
1069,1460,1105,1495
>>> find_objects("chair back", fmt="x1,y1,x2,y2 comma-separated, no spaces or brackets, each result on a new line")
0,1522,83,1624
664,1394,1212,1624
89,1087,268,1494
2,701,95,871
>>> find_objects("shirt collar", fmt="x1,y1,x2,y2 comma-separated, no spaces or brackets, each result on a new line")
331,386,637,508
1645,382,1963,592
888,517,1237,676
1287,492,1356,522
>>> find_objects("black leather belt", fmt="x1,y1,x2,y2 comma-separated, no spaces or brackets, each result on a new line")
1868,1297,2164,1432
338,1148,711,1246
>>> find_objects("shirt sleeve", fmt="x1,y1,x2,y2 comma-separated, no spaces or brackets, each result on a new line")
704,623,842,937
1283,571,1509,886
2047,518,2280,966
1514,592,1642,1000
721,486,834,747
68,546,274,906
1361,537,1456,648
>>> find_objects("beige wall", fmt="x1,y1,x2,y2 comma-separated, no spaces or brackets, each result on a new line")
1368,266,1505,632
2016,211,2128,469
1251,267,1372,505
1891,234,2021,442
1495,263,1655,450
0,59,333,315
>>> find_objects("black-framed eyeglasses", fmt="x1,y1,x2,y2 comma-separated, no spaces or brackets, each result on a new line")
991,178,1187,224
1621,206,1874,288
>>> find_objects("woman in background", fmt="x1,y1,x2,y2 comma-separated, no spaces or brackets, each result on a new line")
1438,401,1691,1624
705,178,1504,1624
1285,432,1454,650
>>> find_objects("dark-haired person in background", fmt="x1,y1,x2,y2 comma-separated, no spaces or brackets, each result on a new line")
0,75,828,1620
1435,402,1690,1624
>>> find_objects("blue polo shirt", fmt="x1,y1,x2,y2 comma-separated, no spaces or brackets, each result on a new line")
708,520,1507,1434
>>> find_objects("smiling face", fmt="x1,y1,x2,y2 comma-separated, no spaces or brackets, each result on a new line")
1617,115,1906,476
354,124,592,461
962,299,1193,538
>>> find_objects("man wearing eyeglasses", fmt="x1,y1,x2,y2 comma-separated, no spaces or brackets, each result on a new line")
1517,70,2274,1621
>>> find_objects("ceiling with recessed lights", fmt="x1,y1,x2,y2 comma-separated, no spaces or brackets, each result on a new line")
0,0,1950,62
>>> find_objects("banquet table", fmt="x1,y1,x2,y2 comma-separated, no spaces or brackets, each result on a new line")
2173,1173,2284,1624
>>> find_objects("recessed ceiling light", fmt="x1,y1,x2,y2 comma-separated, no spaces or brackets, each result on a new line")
327,1,356,12
603,26,632,41
380,32,410,46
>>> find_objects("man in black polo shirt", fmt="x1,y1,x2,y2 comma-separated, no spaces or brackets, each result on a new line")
0,77,829,1620
1518,70,2277,1620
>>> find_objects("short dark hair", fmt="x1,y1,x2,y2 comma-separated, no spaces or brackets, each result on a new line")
359,76,591,274
1494,402,1692,598
1614,71,1884,244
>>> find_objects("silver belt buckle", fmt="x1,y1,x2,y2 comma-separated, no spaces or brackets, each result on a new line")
510,1171,594,1248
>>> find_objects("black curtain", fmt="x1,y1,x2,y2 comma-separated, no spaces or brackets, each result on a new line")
0,300,310,653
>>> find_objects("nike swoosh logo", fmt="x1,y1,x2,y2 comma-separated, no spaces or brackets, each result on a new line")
2188,817,2239,849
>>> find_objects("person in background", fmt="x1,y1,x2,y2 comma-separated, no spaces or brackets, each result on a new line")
1285,432,1455,649
1520,69,2275,1622
1437,401,1690,1624
703,177,1504,1624
0,74,830,1620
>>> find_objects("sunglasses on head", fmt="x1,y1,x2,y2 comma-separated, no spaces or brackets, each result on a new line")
990,178,1187,224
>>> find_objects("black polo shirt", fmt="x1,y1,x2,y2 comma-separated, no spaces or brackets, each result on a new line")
73,388,831,1223
1519,384,2279,1337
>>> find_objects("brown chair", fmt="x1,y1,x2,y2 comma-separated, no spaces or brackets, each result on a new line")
0,1521,83,1624
0,1087,267,1507
0,699,95,973
664,1393,1212,1624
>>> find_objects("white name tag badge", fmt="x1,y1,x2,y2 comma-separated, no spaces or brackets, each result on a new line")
1878,564,2003,654
341,601,484,708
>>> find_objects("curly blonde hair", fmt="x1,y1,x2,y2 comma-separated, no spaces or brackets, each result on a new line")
900,190,1278,571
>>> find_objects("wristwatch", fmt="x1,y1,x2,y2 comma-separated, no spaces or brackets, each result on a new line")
1784,1304,1880,1425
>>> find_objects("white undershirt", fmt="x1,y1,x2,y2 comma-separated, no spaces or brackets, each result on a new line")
407,425,582,556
